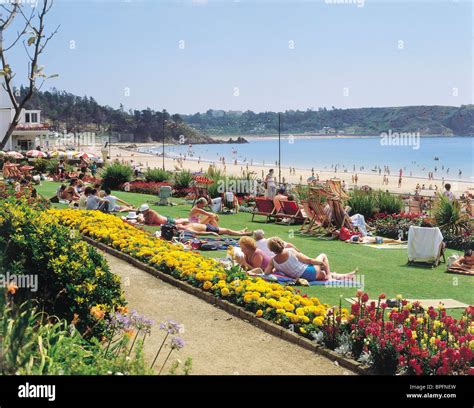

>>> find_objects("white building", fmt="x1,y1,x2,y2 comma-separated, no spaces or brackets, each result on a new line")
0,84,50,151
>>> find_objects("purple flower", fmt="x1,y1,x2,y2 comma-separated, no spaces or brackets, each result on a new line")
159,320,184,335
171,336,185,350
130,310,154,333
107,312,132,331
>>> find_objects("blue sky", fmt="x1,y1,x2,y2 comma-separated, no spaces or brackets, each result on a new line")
5,0,473,114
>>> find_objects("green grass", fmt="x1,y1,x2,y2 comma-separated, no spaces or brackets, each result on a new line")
37,181,473,318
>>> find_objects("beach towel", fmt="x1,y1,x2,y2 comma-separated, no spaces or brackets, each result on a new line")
407,226,444,263
179,232,239,250
446,267,474,276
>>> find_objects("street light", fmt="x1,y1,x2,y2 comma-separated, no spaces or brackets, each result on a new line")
162,116,167,171
278,113,282,184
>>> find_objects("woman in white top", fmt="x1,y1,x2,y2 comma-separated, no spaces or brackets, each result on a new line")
253,229,299,258
265,169,277,198
264,237,356,282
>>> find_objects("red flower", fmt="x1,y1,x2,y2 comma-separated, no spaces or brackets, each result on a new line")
361,293,369,303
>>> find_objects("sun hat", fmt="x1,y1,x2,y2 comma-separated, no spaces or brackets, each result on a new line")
139,204,150,212
126,211,138,219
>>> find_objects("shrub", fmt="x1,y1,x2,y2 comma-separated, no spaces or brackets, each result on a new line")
144,168,172,183
174,169,193,190
433,194,471,235
45,158,59,175
101,162,133,190
348,190,377,218
349,190,404,219
32,158,49,174
375,190,403,214
0,198,125,337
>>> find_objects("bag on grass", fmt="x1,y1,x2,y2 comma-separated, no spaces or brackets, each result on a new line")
161,223,178,241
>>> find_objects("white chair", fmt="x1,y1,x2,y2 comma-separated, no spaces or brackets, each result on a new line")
407,226,446,267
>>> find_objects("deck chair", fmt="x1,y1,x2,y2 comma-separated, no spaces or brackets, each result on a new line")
274,200,306,225
251,197,275,223
327,198,354,231
408,199,422,214
326,179,349,200
301,199,327,235
407,226,446,267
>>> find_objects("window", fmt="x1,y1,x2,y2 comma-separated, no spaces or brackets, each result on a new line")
25,113,30,123
31,113,38,123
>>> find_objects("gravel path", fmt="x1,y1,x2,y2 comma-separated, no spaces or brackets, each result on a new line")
105,252,354,375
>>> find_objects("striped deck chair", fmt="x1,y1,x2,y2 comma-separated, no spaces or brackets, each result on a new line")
326,179,349,200
327,198,354,231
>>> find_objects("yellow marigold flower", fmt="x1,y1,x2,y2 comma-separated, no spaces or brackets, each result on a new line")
203,281,213,290
313,316,324,326
276,309,285,314
221,287,230,297
299,327,307,334
256,310,263,318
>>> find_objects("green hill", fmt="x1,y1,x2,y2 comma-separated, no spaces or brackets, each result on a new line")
182,105,474,136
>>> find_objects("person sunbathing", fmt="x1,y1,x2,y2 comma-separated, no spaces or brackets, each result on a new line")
104,188,135,212
253,229,299,258
237,236,271,270
176,222,252,237
138,204,188,226
264,237,357,282
61,179,80,202
451,249,474,271
189,197,220,227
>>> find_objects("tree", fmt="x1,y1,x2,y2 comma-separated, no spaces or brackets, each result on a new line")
0,0,59,149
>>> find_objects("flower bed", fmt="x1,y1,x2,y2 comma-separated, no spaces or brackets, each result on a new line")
50,210,474,375
50,209,331,330
371,213,424,240
123,180,172,195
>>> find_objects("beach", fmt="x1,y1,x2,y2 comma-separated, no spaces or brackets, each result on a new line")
91,142,473,197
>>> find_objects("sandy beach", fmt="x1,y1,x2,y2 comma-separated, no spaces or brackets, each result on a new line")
88,143,472,197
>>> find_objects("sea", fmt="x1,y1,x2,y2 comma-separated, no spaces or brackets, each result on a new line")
138,136,473,182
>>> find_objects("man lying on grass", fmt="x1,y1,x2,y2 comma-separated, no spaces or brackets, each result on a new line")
176,222,252,237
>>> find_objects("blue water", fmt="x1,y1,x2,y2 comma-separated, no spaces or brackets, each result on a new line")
139,136,473,182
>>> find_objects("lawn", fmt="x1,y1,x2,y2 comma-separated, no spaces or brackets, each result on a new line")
37,181,473,318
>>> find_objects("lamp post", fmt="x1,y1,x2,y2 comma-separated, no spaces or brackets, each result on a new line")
162,114,167,171
278,113,281,184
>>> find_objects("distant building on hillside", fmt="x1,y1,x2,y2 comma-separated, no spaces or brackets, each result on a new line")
208,109,225,118
0,83,50,151
227,110,243,117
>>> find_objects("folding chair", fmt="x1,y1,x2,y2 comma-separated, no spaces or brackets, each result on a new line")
251,197,276,223
274,200,306,225
407,226,446,267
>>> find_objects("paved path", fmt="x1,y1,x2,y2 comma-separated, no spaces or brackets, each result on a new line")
105,252,354,375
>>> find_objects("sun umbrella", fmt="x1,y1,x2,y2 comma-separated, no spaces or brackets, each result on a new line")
6,151,24,159
77,152,97,159
26,150,48,158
